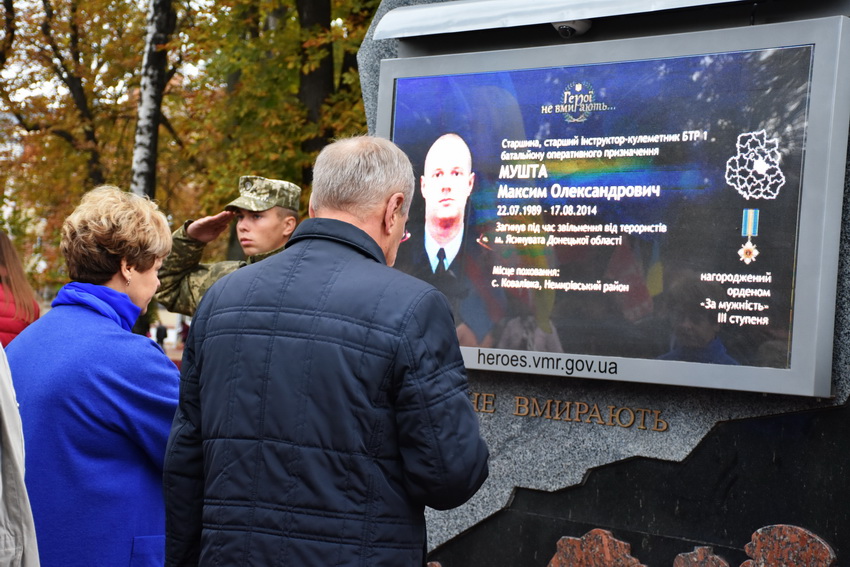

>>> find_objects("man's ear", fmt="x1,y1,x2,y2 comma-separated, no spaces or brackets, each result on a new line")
282,215,297,237
384,192,406,235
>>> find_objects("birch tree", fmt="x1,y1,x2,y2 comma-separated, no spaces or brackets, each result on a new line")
130,0,176,198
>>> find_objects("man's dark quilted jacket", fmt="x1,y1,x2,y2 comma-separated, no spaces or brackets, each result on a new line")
164,218,490,566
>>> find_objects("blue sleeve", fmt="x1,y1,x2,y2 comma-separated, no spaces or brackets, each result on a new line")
395,288,490,510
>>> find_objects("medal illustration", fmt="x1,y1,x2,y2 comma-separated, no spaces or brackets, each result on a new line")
738,208,760,264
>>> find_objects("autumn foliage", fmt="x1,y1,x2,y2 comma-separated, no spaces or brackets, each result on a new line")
0,0,378,291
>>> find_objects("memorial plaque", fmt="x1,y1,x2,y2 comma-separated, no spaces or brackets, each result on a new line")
377,16,850,397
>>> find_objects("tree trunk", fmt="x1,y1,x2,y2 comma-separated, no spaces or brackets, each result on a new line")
296,0,333,185
131,0,176,198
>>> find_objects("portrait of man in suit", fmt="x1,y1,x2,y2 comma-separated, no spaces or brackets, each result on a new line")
395,132,503,347
420,133,475,277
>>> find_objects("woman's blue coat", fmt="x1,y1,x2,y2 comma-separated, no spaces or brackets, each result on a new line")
7,283,180,567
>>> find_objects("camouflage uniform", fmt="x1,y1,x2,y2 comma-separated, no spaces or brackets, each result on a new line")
156,176,302,316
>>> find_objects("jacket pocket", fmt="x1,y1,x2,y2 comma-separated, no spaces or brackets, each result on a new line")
129,535,165,567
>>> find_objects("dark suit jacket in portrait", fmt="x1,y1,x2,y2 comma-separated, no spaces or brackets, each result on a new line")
394,225,504,346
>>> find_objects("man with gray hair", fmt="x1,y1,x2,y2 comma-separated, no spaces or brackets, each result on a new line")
156,175,302,315
164,136,489,567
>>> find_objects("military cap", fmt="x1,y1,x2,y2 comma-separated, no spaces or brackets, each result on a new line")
225,176,302,212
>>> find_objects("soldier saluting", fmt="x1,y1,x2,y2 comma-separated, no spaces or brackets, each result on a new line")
157,176,302,316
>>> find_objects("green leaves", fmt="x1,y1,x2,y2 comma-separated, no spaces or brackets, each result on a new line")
0,0,377,290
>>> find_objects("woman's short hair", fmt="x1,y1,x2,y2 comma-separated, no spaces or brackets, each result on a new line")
311,136,414,219
61,185,172,284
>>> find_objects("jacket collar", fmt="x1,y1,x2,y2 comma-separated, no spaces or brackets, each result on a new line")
286,218,387,265
246,245,284,265
52,281,141,332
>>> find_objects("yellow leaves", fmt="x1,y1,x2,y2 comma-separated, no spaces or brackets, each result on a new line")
1,0,378,286
301,35,331,49
263,114,283,128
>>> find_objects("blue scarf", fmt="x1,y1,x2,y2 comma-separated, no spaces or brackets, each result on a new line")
52,282,141,332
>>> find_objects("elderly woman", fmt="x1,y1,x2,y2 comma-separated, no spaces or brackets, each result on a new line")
6,186,179,566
